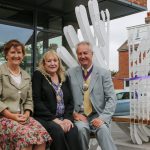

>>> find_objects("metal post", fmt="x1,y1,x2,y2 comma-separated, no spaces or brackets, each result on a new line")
32,8,38,74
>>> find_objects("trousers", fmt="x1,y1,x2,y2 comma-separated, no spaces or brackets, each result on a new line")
75,121,117,150
34,118,82,150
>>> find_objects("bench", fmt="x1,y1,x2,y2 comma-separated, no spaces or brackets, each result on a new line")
112,116,150,125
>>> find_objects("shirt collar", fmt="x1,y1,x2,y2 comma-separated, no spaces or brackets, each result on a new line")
82,64,93,72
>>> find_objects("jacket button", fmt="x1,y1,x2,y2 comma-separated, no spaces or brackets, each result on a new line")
18,91,21,94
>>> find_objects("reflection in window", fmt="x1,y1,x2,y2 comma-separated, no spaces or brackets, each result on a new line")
0,43,5,65
37,41,43,55
49,36,62,50
36,31,62,66
35,41,44,66
24,44,32,74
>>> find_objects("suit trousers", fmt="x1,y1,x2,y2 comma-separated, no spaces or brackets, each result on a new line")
34,118,82,150
75,121,117,150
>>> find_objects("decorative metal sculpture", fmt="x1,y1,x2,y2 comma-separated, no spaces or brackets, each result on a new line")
56,0,110,70
128,25,150,144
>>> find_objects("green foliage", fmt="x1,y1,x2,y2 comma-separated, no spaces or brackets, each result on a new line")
111,70,118,77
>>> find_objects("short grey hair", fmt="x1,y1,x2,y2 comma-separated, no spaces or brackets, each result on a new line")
76,41,93,53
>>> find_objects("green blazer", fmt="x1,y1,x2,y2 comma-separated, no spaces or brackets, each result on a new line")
0,63,33,114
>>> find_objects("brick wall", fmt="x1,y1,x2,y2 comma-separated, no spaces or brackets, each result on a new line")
128,0,147,7
112,51,129,90
118,51,129,77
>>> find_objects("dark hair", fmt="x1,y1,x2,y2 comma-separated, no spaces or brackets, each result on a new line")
3,39,25,60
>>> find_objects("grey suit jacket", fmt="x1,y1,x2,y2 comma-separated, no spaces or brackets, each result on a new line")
67,65,116,125
0,63,33,114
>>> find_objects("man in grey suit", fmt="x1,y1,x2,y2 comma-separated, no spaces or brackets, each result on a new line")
67,41,117,150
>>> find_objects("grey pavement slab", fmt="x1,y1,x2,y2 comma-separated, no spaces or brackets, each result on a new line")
112,122,150,150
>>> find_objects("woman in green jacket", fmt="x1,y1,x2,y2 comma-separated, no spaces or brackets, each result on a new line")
0,39,51,150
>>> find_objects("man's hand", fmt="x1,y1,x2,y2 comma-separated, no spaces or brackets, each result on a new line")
91,118,104,128
73,112,87,122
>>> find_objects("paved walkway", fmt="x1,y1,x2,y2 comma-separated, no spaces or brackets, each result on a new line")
112,122,150,150
89,122,150,150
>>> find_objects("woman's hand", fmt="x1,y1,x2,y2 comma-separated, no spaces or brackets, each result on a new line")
53,118,63,124
53,118,65,130
1,109,30,124
13,114,27,124
53,118,67,132
13,110,30,125
53,118,73,133
18,110,30,125
6,113,27,124
63,119,74,132
18,115,30,125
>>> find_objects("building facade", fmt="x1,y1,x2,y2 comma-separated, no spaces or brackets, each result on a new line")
128,0,147,6
112,11,150,91
112,41,129,91
0,0,147,74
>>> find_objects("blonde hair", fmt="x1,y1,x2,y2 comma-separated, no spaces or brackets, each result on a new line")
37,50,66,82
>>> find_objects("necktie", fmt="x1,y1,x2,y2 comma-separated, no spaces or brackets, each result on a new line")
83,69,92,116
84,69,88,76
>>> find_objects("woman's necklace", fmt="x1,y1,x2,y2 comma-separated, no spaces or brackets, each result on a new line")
42,72,63,102
54,83,63,102
8,66,21,77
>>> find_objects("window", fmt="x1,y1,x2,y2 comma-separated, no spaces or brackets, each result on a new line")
35,31,62,67
125,80,129,87
0,24,33,74
116,92,129,100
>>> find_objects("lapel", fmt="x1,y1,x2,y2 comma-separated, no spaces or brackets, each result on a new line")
75,67,84,91
74,65,99,93
3,63,29,90
18,69,29,89
89,65,99,93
